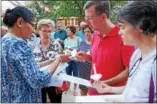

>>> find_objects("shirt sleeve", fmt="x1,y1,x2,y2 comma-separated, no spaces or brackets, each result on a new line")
64,39,68,48
10,40,51,89
121,45,135,68
152,59,156,101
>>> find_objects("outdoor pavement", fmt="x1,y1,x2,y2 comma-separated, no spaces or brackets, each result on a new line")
62,83,81,103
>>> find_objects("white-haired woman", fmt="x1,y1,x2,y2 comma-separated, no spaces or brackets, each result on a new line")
30,19,69,103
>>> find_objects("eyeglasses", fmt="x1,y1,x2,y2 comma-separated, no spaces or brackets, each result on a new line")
40,30,52,33
129,57,142,77
23,20,36,28
28,22,36,28
85,14,102,21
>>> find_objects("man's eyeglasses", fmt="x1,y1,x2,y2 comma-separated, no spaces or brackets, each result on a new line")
85,14,102,21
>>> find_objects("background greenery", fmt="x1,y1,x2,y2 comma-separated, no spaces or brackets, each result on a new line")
27,0,128,23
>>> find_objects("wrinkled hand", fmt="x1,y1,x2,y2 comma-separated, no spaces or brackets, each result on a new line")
92,81,112,93
60,54,71,62
76,51,87,62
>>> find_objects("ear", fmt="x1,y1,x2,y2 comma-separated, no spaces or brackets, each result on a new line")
16,17,24,28
101,13,107,20
136,27,144,33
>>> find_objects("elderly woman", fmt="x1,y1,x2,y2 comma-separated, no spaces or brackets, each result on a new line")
93,1,156,102
1,7,70,103
30,19,65,103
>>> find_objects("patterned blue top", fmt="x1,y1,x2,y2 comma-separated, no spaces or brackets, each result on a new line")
1,33,51,103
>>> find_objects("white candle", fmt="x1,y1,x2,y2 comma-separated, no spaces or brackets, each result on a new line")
93,63,97,74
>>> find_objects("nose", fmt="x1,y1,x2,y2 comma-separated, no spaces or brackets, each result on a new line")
32,28,36,34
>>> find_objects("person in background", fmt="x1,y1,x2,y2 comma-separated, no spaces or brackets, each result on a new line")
64,26,82,96
77,0,135,95
54,24,68,48
1,25,8,37
92,1,156,102
76,25,93,96
31,19,65,103
1,6,70,103
77,21,87,41
50,24,56,40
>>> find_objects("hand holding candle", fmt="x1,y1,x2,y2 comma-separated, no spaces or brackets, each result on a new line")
90,63,102,81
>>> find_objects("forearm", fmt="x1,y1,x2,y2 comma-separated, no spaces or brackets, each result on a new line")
39,60,53,67
47,58,61,75
110,86,125,94
104,68,129,85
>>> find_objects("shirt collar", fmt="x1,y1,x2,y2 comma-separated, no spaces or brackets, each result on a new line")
96,25,120,38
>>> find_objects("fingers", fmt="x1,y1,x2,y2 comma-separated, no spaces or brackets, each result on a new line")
92,81,101,88
60,54,71,62
77,51,85,55
92,81,111,93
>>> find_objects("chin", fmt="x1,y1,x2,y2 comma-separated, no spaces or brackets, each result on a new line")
123,42,133,46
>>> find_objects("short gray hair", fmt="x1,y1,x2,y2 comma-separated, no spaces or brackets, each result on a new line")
37,19,55,29
83,0,110,18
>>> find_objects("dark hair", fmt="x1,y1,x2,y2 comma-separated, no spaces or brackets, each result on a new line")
66,26,76,34
117,0,157,35
83,0,110,18
3,6,35,28
82,25,94,34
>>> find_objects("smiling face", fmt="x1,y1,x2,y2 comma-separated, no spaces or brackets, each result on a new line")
118,20,142,46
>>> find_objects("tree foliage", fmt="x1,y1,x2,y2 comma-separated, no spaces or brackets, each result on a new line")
27,0,128,23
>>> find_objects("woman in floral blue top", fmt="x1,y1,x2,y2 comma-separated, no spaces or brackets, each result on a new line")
1,7,70,103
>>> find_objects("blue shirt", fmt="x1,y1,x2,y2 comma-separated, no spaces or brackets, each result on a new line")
1,33,51,103
54,30,67,41
77,30,86,41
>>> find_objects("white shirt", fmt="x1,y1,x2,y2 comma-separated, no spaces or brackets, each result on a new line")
123,49,156,102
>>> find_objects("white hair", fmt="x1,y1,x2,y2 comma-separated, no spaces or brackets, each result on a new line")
37,19,55,29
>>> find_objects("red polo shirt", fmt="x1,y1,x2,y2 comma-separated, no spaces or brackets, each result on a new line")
88,25,135,95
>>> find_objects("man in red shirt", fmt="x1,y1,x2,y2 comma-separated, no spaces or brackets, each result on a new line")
77,1,135,95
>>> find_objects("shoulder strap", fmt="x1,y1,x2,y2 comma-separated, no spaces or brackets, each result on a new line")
149,56,156,103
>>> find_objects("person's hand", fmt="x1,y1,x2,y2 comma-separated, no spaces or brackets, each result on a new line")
76,51,87,62
92,81,112,93
59,54,71,62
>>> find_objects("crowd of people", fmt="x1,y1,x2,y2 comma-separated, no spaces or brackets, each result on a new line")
1,0,156,103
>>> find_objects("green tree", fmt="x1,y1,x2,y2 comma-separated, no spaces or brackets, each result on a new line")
110,0,128,23
27,0,86,23
27,0,128,23
53,0,86,22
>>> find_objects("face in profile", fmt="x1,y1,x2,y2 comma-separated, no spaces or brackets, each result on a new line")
85,6,104,31
118,21,141,46
18,18,36,39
